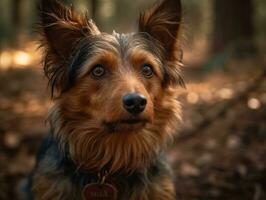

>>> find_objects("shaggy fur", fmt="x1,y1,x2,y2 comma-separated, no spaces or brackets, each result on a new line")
30,0,184,199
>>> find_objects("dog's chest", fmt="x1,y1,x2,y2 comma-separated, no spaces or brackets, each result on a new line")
32,136,157,199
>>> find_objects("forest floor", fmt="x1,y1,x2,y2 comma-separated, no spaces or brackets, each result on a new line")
0,46,265,200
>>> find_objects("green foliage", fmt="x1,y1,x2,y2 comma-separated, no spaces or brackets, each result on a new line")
255,0,266,38
1,0,266,48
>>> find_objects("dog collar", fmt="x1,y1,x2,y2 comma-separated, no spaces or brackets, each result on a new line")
82,170,118,200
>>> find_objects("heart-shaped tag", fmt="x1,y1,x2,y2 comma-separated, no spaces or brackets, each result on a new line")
82,183,118,200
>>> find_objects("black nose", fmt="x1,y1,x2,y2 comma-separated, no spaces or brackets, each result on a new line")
123,93,147,115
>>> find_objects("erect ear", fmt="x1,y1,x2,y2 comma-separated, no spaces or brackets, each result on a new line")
139,0,184,87
40,0,100,60
39,0,100,97
139,0,182,61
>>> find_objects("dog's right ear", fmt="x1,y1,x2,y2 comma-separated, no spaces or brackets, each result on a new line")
40,0,100,59
40,0,100,96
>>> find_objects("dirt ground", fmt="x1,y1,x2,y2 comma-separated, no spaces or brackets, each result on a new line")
0,47,265,199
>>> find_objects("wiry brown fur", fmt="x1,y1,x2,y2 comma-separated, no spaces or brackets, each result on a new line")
39,0,100,96
50,87,181,173
31,0,184,199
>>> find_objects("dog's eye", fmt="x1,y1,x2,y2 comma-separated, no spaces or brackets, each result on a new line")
141,64,153,78
90,64,106,78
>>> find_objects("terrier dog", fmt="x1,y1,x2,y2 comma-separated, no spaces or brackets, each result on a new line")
29,0,184,199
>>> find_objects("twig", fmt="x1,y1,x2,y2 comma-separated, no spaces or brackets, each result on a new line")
175,69,266,143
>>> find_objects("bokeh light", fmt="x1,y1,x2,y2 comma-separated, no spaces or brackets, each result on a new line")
187,92,199,104
247,98,261,110
218,88,234,99
13,51,32,67
0,51,12,69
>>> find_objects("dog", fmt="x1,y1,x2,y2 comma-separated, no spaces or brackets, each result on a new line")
28,0,184,199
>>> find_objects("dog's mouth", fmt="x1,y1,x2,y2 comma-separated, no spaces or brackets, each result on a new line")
104,118,149,132
120,119,145,124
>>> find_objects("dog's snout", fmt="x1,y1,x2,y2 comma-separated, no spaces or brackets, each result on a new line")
123,93,147,115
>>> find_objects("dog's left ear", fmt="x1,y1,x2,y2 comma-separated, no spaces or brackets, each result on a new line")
139,0,184,87
139,0,182,60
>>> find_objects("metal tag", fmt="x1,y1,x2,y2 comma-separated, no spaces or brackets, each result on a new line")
82,183,118,200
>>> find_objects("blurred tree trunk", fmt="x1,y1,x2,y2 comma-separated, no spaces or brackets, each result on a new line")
212,0,255,54
10,0,23,46
0,0,5,48
91,0,99,24
62,0,72,4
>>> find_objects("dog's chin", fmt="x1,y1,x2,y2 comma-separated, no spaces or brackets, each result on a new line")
104,119,149,133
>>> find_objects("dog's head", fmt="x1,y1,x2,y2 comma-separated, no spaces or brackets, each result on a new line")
40,0,183,173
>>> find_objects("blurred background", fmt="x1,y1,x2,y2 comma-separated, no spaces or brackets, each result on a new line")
0,0,266,199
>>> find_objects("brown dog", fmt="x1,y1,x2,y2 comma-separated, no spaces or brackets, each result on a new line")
29,0,184,199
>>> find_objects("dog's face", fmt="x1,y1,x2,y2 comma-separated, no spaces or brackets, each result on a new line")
41,0,183,173
61,33,165,132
